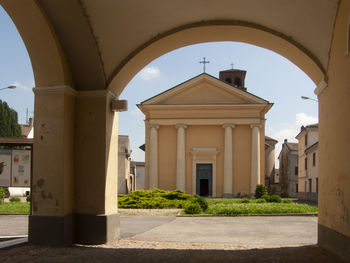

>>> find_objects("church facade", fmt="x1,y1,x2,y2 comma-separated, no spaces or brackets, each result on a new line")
138,69,273,197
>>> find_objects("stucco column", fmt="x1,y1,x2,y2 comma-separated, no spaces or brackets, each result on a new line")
176,124,187,191
149,124,159,189
223,124,235,197
250,124,261,194
29,86,76,245
74,90,119,244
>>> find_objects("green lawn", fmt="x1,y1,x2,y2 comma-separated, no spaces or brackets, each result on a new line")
204,199,318,215
0,202,30,214
206,203,318,215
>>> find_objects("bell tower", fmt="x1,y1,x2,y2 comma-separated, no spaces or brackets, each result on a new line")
219,67,247,91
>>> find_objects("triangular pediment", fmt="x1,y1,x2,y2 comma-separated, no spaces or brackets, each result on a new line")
141,74,268,105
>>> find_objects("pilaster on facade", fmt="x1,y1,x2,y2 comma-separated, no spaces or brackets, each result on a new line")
149,124,160,189
250,123,262,194
222,123,235,197
175,124,187,191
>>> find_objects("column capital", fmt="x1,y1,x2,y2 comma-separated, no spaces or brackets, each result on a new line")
223,123,235,129
150,124,160,129
33,85,77,97
175,124,187,129
250,123,262,129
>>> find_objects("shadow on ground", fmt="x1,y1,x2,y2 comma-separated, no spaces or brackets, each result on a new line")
1,245,348,263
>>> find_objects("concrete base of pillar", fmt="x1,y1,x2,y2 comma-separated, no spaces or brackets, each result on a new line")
318,223,350,261
222,194,233,198
75,213,120,244
29,215,74,245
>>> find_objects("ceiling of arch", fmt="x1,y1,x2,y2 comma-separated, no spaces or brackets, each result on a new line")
36,0,339,91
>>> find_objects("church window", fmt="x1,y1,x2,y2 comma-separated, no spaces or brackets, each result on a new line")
225,78,232,84
234,77,241,87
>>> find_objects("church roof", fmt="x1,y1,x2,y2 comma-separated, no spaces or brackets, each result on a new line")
140,73,271,106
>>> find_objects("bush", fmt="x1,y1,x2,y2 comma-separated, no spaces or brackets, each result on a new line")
261,194,271,202
241,198,251,203
255,184,268,199
9,196,21,202
193,195,208,211
184,202,202,214
269,195,282,203
26,195,31,202
255,198,266,203
0,187,5,203
282,198,293,204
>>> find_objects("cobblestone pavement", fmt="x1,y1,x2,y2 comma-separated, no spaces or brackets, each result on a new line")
0,242,348,263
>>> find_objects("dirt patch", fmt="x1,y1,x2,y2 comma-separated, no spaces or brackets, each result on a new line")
118,209,180,216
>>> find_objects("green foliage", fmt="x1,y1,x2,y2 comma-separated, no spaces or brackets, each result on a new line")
282,198,293,203
0,202,30,214
118,189,194,209
183,202,202,214
9,196,20,202
206,203,318,215
255,198,266,203
241,198,251,203
269,195,282,203
255,184,268,199
0,100,22,138
26,195,31,202
193,194,208,211
0,187,5,203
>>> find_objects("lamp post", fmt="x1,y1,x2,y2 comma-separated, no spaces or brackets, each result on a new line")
301,96,318,102
0,85,16,91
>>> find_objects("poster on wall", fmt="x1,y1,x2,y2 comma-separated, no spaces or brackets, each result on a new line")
0,150,11,187
11,150,31,187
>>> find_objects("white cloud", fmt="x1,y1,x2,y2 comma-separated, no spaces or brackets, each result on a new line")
12,81,31,92
296,112,318,126
139,66,160,80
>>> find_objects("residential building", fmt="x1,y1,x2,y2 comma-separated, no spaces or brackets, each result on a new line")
118,135,135,194
278,139,298,197
296,124,319,202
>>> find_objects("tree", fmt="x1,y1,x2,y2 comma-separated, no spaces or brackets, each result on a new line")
0,100,22,138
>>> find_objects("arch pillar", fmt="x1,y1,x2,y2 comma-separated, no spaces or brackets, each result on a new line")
29,86,120,245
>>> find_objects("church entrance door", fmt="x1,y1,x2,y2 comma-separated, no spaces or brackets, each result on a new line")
196,164,213,196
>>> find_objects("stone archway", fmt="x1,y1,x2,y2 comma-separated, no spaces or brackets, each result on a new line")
0,0,349,259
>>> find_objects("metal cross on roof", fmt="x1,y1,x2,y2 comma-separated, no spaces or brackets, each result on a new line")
199,57,210,73
230,63,234,69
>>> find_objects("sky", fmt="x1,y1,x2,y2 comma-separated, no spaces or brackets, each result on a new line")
0,6,318,167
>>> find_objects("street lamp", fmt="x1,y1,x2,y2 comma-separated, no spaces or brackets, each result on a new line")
0,85,16,91
301,96,318,102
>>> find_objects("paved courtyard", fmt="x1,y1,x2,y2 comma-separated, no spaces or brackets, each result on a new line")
0,215,348,262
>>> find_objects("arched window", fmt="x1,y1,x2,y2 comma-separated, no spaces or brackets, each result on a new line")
225,78,232,84
234,77,241,87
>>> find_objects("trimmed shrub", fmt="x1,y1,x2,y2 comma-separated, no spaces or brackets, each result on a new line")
282,198,293,204
184,202,202,214
255,184,268,199
255,198,266,203
10,196,21,202
241,198,251,203
193,195,209,211
0,187,5,203
269,195,282,203
26,195,31,202
261,194,271,202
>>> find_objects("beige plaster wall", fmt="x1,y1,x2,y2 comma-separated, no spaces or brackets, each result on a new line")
158,126,177,190
232,125,252,195
318,0,350,238
32,89,75,216
185,125,224,196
